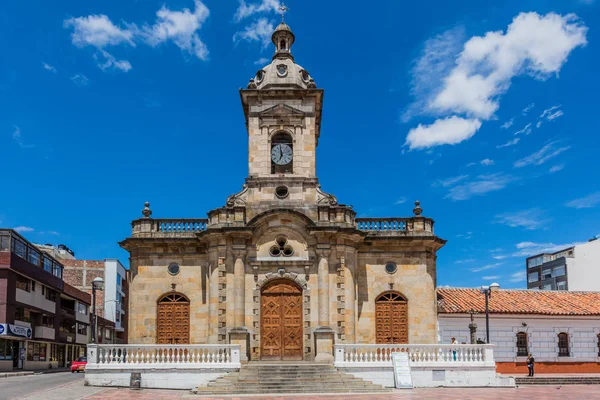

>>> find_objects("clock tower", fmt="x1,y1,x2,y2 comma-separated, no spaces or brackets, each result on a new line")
235,20,334,220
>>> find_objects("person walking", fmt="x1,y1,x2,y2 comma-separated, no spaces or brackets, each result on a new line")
526,353,535,377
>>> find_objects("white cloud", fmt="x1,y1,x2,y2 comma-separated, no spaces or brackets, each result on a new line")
565,191,600,209
14,226,34,233
64,14,135,48
233,17,274,47
549,164,564,173
141,0,210,60
522,103,535,115
11,126,35,149
443,173,514,201
471,263,502,273
406,116,481,150
394,197,408,205
234,0,279,22
455,259,475,264
493,255,508,260
457,232,473,239
42,62,57,73
497,137,520,148
509,270,526,283
511,241,582,257
405,12,587,149
495,208,550,230
482,275,500,280
480,158,494,166
501,118,514,129
537,105,564,128
70,74,89,87
514,123,532,135
254,57,270,65
64,1,210,71
514,141,571,167
432,174,469,188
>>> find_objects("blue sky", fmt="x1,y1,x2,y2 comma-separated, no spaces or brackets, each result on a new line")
1,0,599,289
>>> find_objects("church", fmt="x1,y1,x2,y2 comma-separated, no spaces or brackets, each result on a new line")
120,20,446,363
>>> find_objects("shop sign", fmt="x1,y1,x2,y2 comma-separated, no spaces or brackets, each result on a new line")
0,323,32,339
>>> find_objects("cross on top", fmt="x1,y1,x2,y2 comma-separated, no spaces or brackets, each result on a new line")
278,3,289,22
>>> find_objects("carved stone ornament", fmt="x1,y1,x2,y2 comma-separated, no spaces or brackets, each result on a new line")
226,184,249,208
316,184,338,206
413,200,423,216
142,202,152,218
307,77,317,88
247,78,257,89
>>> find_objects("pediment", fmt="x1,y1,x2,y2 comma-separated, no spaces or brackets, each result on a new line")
258,103,305,117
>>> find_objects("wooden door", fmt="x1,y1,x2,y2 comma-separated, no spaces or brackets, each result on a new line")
375,292,408,344
261,280,303,360
157,292,190,344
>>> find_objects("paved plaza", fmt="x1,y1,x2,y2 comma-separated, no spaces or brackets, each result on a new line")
1,374,600,400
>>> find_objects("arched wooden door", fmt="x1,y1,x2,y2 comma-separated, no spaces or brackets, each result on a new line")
261,279,303,360
375,291,408,344
157,292,190,344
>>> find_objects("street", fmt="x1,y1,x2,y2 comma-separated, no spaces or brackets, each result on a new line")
1,373,600,400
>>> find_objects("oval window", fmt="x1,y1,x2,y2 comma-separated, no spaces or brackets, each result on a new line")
277,65,288,77
256,70,265,83
385,262,397,274
168,262,180,276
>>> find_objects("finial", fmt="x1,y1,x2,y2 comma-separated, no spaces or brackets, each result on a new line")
142,202,152,218
278,3,289,22
413,200,422,216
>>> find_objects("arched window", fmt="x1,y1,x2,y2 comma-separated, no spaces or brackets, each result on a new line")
157,292,190,344
375,291,408,344
280,39,287,51
271,132,293,174
558,332,570,357
516,332,528,356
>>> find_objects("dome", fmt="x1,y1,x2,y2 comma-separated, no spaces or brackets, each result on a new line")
247,22,316,90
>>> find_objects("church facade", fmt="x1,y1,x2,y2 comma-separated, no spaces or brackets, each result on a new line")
120,22,445,362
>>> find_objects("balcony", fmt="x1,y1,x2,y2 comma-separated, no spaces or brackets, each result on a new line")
34,326,55,340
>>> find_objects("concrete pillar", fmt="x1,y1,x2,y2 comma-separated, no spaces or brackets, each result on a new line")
315,247,334,363
208,261,220,343
230,249,249,361
345,253,356,343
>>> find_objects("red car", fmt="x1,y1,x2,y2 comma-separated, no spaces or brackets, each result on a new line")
71,356,87,373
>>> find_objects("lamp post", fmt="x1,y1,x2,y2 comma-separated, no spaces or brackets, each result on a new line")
479,282,500,344
91,277,104,344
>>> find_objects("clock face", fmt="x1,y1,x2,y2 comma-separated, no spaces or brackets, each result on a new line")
271,144,293,165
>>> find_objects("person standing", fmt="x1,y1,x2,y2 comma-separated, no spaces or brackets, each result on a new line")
451,337,458,361
526,353,535,377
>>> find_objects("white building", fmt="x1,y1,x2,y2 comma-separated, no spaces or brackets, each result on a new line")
527,238,600,291
437,287,600,374
102,259,127,335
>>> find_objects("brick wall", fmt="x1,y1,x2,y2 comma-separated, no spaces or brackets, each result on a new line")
61,259,106,318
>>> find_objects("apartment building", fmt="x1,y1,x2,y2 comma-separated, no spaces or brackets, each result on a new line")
0,229,90,371
526,238,600,291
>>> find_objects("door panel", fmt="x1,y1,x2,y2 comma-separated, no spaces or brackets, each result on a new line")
157,295,190,344
376,296,408,344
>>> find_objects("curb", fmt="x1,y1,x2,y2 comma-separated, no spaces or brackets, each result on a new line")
0,372,34,379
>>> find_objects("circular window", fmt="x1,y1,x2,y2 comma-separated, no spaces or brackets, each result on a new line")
385,262,397,274
256,70,265,83
168,262,180,276
300,70,310,82
275,235,288,247
277,64,288,77
269,245,282,257
275,185,289,199
282,245,294,257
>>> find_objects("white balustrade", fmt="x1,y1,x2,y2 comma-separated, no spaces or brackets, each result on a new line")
334,344,495,368
86,344,241,370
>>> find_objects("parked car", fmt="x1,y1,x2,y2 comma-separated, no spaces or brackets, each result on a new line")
71,356,87,373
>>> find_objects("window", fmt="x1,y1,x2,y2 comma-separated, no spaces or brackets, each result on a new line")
105,329,111,340
45,289,56,302
553,266,566,277
116,310,121,322
597,334,600,357
14,307,31,323
42,315,55,328
53,265,62,279
541,284,552,290
27,342,47,362
43,256,53,274
558,332,570,356
0,339,13,360
78,303,88,315
59,320,75,334
527,256,543,268
28,248,40,266
167,263,180,276
527,272,539,283
385,262,397,274
542,268,552,280
516,332,528,357
12,237,27,259
16,275,30,292
556,281,567,290
77,324,87,335
117,274,122,286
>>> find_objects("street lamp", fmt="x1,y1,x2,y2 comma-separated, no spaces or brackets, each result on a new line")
91,277,104,344
480,282,500,344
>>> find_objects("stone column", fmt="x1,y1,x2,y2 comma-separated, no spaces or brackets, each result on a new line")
314,246,334,363
208,255,220,343
229,248,249,361
345,249,357,343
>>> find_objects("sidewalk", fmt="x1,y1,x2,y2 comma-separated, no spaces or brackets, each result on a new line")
1,367,71,378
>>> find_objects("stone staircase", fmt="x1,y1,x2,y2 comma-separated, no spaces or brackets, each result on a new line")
191,363,392,395
515,376,600,385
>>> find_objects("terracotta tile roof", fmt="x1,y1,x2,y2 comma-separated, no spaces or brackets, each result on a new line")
437,287,600,316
